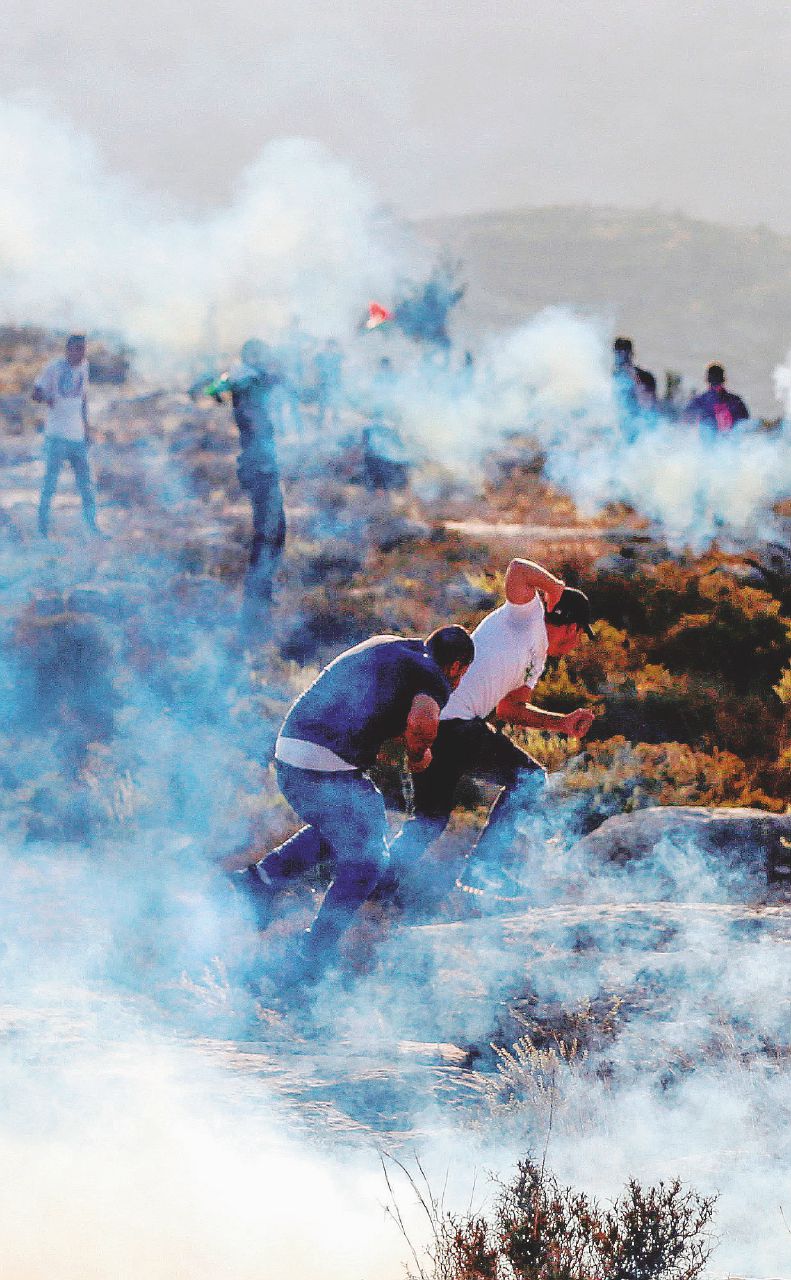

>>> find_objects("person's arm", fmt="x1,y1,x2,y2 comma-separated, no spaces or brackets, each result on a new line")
189,372,232,403
496,684,595,738
82,392,91,443
504,558,565,610
403,693,442,772
31,371,54,407
682,394,703,423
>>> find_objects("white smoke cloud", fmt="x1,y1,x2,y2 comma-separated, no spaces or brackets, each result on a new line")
382,307,791,548
4,97,790,548
773,347,791,419
0,99,418,359
0,1007,410,1280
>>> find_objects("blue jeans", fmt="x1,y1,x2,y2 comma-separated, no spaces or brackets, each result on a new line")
236,455,285,607
39,437,97,533
387,718,546,887
257,760,389,958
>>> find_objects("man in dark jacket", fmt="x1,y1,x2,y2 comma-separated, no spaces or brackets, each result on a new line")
684,364,749,432
238,626,474,974
193,339,285,626
613,336,657,416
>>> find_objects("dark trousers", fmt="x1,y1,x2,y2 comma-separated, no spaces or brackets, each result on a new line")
237,456,285,605
388,718,545,881
39,437,97,533
257,760,389,957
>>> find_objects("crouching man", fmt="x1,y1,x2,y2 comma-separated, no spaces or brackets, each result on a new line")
238,626,474,976
386,559,596,900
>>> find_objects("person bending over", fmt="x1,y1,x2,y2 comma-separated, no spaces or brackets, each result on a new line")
237,625,474,976
386,559,596,900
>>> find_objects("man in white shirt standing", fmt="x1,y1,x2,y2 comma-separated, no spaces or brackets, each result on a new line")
386,558,596,899
32,334,100,538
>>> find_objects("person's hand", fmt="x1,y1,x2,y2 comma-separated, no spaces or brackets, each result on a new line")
563,708,595,739
542,577,565,612
408,747,432,773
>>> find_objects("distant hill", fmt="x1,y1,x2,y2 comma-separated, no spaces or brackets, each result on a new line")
419,206,791,416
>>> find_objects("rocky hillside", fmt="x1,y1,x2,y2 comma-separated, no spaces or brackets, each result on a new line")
1,325,791,1274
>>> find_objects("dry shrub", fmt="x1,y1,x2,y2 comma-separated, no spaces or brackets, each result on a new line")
413,1158,717,1280
491,1034,587,1108
555,737,781,827
776,663,791,705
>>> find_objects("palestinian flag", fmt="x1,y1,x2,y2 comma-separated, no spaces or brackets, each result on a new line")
364,301,394,330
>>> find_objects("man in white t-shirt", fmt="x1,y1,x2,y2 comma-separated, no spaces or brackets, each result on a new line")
385,558,596,898
32,334,100,537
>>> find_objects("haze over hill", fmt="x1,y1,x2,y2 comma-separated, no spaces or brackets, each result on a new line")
421,205,791,417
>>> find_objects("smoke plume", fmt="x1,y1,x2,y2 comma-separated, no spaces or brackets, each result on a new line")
0,98,418,361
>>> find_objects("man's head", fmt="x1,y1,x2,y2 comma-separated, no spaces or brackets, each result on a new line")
241,338,270,371
707,363,726,388
613,336,634,370
425,625,475,689
65,334,86,366
545,587,595,657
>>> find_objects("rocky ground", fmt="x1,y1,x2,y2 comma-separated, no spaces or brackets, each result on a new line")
1,331,791,1274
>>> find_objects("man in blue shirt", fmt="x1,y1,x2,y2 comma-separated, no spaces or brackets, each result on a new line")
192,339,285,626
238,626,474,976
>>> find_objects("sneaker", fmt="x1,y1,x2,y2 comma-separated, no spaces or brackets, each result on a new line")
456,859,529,903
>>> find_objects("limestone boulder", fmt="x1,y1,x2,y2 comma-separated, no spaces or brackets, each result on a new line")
574,805,791,887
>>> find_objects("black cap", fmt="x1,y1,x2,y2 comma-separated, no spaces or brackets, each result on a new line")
545,587,595,639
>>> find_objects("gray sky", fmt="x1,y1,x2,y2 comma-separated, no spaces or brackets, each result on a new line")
4,0,791,228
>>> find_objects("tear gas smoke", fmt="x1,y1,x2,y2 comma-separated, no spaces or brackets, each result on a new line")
3,98,790,548
772,347,791,419
3,98,791,1278
0,999,410,1280
384,309,791,550
0,99,419,362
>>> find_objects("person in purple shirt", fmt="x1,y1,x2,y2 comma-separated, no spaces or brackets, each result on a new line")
684,364,749,433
